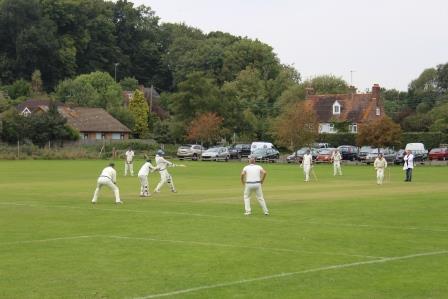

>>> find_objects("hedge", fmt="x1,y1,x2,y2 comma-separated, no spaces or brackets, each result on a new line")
400,132,448,149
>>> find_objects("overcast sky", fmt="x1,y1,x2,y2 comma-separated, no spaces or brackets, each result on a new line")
131,0,448,91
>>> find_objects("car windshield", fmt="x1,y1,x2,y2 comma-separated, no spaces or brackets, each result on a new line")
319,149,333,154
370,148,384,154
206,148,219,153
253,149,266,154
360,146,372,152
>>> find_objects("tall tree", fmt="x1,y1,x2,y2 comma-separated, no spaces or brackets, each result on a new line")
187,112,223,145
273,102,318,151
303,75,350,94
129,89,149,138
357,116,402,150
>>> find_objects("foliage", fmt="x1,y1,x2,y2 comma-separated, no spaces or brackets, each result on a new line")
187,112,223,145
4,79,31,100
120,77,139,91
273,102,318,150
54,71,122,109
107,107,135,131
129,89,149,138
317,133,356,147
31,70,43,94
401,132,448,149
303,75,350,94
356,116,402,148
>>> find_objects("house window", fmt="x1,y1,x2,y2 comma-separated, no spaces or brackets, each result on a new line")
351,123,358,133
96,133,104,140
111,133,121,140
21,108,31,117
82,133,89,140
333,101,341,115
120,133,125,140
329,123,335,133
376,107,381,116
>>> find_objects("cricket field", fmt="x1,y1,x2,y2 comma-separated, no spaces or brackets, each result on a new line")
1,160,448,299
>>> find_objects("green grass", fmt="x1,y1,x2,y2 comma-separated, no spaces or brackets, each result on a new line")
1,159,448,298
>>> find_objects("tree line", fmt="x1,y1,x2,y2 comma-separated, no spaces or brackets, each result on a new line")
0,0,447,149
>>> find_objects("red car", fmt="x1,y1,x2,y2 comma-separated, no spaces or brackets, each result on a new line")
429,148,448,160
316,148,336,163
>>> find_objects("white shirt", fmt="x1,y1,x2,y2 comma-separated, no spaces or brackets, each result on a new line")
125,150,134,163
332,152,342,162
374,157,388,169
155,155,173,171
138,162,156,176
404,153,414,169
242,164,264,183
302,154,313,166
99,166,117,183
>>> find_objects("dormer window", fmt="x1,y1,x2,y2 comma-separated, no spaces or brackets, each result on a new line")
333,101,341,115
376,107,380,116
21,107,31,117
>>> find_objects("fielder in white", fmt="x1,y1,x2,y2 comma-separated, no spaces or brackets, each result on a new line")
92,163,122,204
374,153,388,185
240,156,269,216
301,150,313,182
124,147,135,176
154,150,177,193
138,159,157,197
331,149,343,176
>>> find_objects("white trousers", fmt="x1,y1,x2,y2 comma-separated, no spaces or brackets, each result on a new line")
243,183,268,214
303,165,311,181
138,175,150,196
92,177,121,203
333,161,342,176
376,168,385,184
125,162,134,176
155,169,175,192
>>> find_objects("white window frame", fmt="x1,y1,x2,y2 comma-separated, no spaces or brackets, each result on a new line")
376,107,381,116
82,133,89,140
329,123,335,133
333,101,341,115
351,123,358,133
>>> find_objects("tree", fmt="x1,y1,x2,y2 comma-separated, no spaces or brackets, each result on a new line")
31,70,43,94
303,75,350,94
187,112,223,145
120,77,139,91
5,79,31,100
436,62,448,92
129,89,149,138
273,102,318,151
356,116,402,150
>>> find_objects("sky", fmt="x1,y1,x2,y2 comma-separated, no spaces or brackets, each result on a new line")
131,0,448,91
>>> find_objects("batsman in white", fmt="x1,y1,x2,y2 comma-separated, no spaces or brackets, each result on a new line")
301,149,313,182
374,153,388,185
124,147,135,176
138,158,157,197
240,155,269,216
154,150,177,193
92,163,122,204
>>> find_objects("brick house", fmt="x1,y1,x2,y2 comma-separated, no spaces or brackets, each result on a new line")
17,99,131,140
304,84,384,134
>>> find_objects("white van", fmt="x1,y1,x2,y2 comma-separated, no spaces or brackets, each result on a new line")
250,142,275,153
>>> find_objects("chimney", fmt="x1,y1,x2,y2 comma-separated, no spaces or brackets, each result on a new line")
371,84,380,101
305,87,315,97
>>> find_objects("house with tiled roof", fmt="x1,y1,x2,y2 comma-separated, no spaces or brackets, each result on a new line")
304,84,384,134
17,99,131,140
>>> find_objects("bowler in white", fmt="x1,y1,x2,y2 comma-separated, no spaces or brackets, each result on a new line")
138,159,157,197
92,163,122,204
374,153,388,185
124,148,135,176
240,156,269,216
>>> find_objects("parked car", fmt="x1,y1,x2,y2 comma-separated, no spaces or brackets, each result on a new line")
250,141,276,153
316,148,336,163
337,145,359,161
201,147,230,161
177,144,205,160
252,148,280,162
363,148,396,164
286,147,320,163
405,143,428,161
312,143,331,149
358,146,373,162
394,149,405,165
228,144,251,159
429,147,448,160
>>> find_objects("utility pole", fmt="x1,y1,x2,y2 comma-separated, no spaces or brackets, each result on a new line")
350,70,356,86
114,63,119,82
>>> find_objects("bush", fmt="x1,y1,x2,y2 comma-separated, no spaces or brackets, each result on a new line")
400,132,448,149
317,133,357,147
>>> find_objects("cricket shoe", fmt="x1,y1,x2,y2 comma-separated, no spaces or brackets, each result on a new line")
244,212,251,216
171,189,177,193
116,201,123,204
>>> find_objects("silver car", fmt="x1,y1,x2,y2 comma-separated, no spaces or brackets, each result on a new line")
176,144,204,160
201,147,230,161
364,148,396,164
